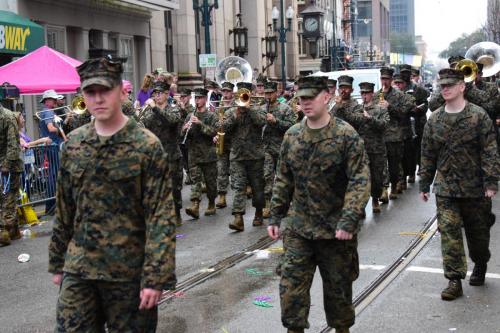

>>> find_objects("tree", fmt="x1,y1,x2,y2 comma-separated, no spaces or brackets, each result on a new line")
486,0,500,44
390,33,418,54
438,29,486,59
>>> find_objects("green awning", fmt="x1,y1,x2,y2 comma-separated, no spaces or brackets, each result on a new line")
0,10,44,56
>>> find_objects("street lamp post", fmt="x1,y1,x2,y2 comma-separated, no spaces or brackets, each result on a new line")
230,13,249,58
193,0,219,54
262,24,278,72
272,2,294,90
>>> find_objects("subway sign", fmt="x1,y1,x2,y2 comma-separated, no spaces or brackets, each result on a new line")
0,11,44,55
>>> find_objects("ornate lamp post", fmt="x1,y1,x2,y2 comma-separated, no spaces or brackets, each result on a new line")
193,0,219,54
262,24,278,72
230,14,248,58
272,1,295,90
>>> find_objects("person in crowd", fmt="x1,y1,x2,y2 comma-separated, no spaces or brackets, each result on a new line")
268,76,369,333
134,73,153,108
419,68,499,301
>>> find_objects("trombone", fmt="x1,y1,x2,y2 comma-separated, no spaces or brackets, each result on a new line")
233,88,266,107
35,96,87,121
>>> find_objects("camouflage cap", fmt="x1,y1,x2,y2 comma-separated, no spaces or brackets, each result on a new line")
393,74,405,83
193,88,209,97
151,81,170,93
448,55,465,66
400,70,412,82
205,80,220,89
77,57,123,90
438,68,464,85
264,81,278,93
295,76,328,98
221,82,235,91
256,74,268,85
337,75,354,87
380,67,394,79
411,67,420,76
236,82,253,91
359,82,375,93
399,64,412,73
178,87,192,96
327,79,337,87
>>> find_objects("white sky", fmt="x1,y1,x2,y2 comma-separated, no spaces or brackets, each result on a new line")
415,0,487,65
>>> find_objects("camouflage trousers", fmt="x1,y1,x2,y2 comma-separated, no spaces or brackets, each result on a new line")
170,158,183,210
414,130,424,168
230,159,265,214
280,230,359,330
55,273,157,333
0,172,20,230
436,196,494,280
385,141,403,187
402,138,416,178
264,150,279,201
217,151,230,194
189,162,217,202
367,153,386,199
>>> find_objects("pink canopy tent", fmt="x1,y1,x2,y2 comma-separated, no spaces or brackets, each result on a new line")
0,46,132,94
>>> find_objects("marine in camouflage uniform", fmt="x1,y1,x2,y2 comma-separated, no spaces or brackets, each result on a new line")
343,82,389,213
375,67,415,199
0,104,23,246
49,58,176,331
181,88,218,219
215,82,235,209
262,81,296,218
419,68,499,301
220,81,268,231
62,95,92,134
140,81,184,226
269,77,370,333
330,75,359,120
474,63,500,150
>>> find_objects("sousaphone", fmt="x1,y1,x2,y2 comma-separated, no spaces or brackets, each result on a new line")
465,41,500,78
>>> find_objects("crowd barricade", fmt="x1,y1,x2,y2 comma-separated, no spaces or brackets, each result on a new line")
18,143,60,209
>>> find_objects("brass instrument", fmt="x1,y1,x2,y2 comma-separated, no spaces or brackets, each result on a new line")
215,107,225,156
465,41,500,78
35,96,87,121
454,59,478,83
379,91,384,102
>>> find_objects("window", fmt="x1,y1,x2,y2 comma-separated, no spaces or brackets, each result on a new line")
46,25,66,53
119,37,134,84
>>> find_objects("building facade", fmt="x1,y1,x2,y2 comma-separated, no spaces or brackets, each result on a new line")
356,0,390,62
389,0,414,36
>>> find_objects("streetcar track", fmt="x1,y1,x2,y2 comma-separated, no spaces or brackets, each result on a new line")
158,235,277,305
318,214,438,333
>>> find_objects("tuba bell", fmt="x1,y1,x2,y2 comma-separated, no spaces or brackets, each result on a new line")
465,41,500,78
455,59,478,83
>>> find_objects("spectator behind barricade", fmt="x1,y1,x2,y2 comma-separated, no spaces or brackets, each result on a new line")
38,90,64,145
134,74,153,109
14,112,52,148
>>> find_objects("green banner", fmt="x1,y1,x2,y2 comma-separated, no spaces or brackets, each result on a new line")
0,10,44,55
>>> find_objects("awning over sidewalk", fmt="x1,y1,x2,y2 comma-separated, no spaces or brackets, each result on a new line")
0,10,44,56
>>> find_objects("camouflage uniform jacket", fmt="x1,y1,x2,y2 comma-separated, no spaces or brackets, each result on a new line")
429,83,492,113
220,105,267,161
330,98,359,120
375,87,415,142
419,102,499,198
406,82,429,134
181,110,217,165
475,80,500,122
345,102,389,154
48,118,176,291
0,105,23,172
269,116,370,238
217,101,236,155
63,111,92,134
262,102,296,156
141,105,183,161
180,104,195,121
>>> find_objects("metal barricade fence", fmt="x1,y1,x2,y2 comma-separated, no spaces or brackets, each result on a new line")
18,144,60,208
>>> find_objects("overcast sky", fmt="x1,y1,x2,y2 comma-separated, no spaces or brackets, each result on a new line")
415,0,487,65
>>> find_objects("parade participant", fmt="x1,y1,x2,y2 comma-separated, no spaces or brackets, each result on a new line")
140,81,184,226
49,57,176,331
262,81,296,218
182,88,218,219
206,80,222,111
219,81,267,231
0,104,23,246
411,67,421,85
419,68,499,300
375,67,414,200
474,63,500,149
330,75,358,119
268,76,370,333
255,75,267,97
327,79,337,112
343,82,389,213
215,82,235,209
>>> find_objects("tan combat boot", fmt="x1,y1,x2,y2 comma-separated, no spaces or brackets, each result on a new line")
246,186,252,198
400,179,407,191
441,279,463,301
175,208,183,227
335,328,350,333
0,229,11,247
253,209,264,226
262,199,271,219
216,194,227,208
380,187,389,204
229,214,244,232
389,184,398,200
372,198,381,213
205,200,216,216
185,200,200,219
